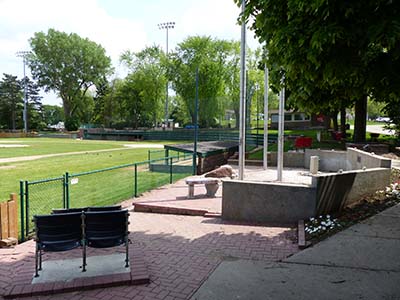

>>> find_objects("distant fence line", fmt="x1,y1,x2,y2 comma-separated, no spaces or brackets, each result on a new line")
82,128,278,146
19,153,192,241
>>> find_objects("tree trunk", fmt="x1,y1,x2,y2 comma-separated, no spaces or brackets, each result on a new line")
353,96,367,143
324,115,331,130
62,98,71,118
340,107,347,137
234,109,240,129
331,111,339,131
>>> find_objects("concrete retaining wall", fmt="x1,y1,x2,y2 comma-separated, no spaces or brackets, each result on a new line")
312,167,391,213
269,152,305,168
345,168,391,206
222,180,316,224
228,152,305,168
304,149,347,172
346,148,392,170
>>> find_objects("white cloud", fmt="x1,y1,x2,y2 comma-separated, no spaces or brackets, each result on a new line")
0,0,148,104
0,0,260,105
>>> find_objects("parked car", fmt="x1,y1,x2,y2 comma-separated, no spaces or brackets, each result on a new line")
184,124,199,129
375,117,391,122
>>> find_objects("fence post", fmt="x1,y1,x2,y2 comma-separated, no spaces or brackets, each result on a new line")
134,164,138,197
169,158,173,184
62,174,66,208
19,181,25,242
165,149,169,165
148,150,151,168
65,172,70,208
24,181,29,237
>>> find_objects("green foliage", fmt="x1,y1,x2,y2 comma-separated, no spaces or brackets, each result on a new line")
367,98,385,120
64,116,80,131
24,76,44,130
239,0,400,141
0,73,22,129
168,36,231,127
42,105,64,126
169,95,191,126
0,74,43,130
28,29,112,124
119,46,167,128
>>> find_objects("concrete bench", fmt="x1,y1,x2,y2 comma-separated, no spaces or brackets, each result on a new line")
185,177,220,198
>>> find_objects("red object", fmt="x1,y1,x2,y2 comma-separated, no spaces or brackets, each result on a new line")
330,131,342,141
334,132,342,141
295,137,312,148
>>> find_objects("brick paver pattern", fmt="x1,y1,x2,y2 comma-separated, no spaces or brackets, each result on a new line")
0,212,298,300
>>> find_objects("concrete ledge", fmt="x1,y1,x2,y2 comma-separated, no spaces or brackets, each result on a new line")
134,203,208,216
222,180,316,224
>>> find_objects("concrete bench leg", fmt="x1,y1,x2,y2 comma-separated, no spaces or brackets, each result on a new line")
205,183,219,197
188,184,195,198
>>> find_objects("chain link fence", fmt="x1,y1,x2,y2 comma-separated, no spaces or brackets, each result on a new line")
19,154,192,240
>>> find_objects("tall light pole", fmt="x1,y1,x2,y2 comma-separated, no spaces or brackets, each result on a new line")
16,51,30,133
158,21,175,127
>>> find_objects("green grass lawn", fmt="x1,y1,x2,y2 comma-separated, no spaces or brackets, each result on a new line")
0,137,193,237
0,138,174,158
0,138,181,200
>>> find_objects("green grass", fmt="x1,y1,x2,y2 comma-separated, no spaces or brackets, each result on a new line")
0,138,124,158
24,164,192,235
0,138,183,200
0,138,179,158
0,137,193,237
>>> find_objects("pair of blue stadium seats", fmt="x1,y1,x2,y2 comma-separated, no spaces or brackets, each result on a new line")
33,205,129,277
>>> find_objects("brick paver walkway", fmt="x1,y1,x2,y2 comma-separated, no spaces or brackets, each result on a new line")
0,212,298,300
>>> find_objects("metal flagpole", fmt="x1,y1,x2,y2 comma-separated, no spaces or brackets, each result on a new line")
193,68,199,175
277,75,285,181
238,0,247,180
263,62,269,170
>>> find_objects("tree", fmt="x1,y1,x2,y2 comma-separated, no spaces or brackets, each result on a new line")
42,105,64,126
23,76,44,130
239,0,400,142
0,74,22,130
168,36,231,127
120,46,166,127
28,29,112,130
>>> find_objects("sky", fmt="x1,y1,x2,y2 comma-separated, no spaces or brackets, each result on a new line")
0,0,261,105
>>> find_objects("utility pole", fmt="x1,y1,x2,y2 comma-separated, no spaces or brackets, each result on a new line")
16,51,30,133
158,21,175,127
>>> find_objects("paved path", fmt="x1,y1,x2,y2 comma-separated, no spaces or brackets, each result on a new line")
0,212,298,300
192,203,400,300
366,124,396,135
349,124,396,136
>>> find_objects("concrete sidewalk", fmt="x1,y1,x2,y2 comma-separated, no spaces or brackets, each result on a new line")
192,203,400,300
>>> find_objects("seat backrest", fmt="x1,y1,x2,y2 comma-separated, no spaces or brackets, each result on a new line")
84,210,129,248
34,212,82,252
51,207,87,214
87,205,122,212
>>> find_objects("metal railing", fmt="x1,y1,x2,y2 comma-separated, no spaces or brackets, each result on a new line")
19,154,192,241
